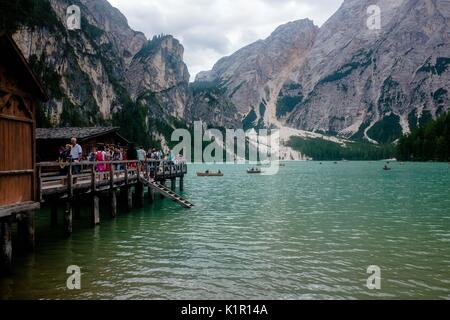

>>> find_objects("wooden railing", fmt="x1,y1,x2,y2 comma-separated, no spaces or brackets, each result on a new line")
36,160,187,201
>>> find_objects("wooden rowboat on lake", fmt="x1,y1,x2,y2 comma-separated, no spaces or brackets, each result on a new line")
247,168,262,174
197,171,224,177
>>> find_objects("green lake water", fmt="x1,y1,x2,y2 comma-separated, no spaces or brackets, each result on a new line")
1,161,450,299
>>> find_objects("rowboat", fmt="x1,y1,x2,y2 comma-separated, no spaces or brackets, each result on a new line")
197,172,224,177
247,168,261,174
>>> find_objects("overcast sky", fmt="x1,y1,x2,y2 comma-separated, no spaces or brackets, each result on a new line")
108,0,344,80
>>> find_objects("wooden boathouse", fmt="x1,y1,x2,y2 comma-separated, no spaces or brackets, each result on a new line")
0,33,48,274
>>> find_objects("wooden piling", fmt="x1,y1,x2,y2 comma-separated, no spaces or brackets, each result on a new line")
110,189,117,218
127,187,133,212
148,186,155,204
63,201,73,237
160,180,166,199
135,183,144,208
51,205,58,226
170,178,176,191
179,176,184,192
91,195,100,226
17,211,35,251
0,218,12,275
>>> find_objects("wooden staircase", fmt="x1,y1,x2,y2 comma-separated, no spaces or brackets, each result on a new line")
140,177,194,209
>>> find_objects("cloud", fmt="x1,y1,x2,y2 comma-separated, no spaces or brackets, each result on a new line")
108,0,344,80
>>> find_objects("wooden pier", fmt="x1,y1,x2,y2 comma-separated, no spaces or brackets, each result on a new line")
0,159,190,274
38,159,191,230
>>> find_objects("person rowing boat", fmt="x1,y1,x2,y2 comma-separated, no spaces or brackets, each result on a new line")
247,167,261,174
197,170,224,177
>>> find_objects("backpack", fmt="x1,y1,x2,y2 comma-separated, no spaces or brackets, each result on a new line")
96,151,104,161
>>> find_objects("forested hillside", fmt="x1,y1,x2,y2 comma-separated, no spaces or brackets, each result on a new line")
397,113,450,162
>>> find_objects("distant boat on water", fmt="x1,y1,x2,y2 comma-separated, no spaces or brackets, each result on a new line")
247,168,261,174
197,171,224,177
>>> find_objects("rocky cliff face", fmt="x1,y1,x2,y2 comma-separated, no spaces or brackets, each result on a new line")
127,35,190,119
288,0,450,143
194,19,319,130
12,0,190,144
193,0,450,144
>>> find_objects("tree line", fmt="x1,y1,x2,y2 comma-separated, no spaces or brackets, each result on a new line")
396,112,450,162
288,137,395,161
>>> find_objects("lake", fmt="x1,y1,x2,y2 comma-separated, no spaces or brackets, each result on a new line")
1,162,449,299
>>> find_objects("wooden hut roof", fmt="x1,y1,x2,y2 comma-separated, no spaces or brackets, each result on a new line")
36,127,129,142
0,32,48,101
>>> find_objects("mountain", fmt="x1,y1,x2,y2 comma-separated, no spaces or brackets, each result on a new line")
193,0,450,144
10,0,190,146
193,19,319,130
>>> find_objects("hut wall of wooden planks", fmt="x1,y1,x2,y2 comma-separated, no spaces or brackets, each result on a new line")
0,33,47,274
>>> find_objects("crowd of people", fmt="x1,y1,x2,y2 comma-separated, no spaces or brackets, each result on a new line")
57,137,186,176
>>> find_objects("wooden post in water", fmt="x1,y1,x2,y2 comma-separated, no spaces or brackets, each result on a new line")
109,164,117,218
63,201,73,237
170,178,176,191
135,183,144,208
160,180,166,199
148,186,155,204
126,187,133,212
17,211,35,251
91,195,100,226
51,205,58,226
110,189,117,218
124,164,132,212
0,218,12,275
68,163,73,199
134,164,144,208
179,176,184,192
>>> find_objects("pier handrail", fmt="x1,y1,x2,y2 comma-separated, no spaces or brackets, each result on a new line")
35,160,181,166
36,160,187,201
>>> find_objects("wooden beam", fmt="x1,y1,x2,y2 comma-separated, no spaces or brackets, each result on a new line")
63,201,73,237
0,169,34,176
0,113,34,123
110,189,117,218
91,195,100,226
148,186,155,204
135,182,144,208
179,176,184,192
0,201,40,218
17,211,35,251
126,187,133,212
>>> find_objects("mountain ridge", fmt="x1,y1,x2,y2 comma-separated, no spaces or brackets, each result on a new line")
193,0,450,144
11,0,190,147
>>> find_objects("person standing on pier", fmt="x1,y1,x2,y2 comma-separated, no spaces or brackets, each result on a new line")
127,143,138,171
58,144,72,177
70,137,82,175
168,149,174,164
137,146,146,172
138,146,146,162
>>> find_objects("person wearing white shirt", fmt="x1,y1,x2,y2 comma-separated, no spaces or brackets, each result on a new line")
70,137,82,174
